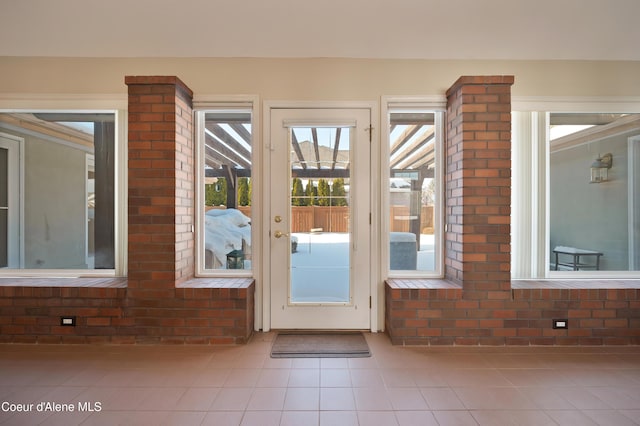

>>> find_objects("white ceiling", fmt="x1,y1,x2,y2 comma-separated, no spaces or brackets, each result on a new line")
2,0,639,60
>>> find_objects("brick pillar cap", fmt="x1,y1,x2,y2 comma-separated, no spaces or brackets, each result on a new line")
446,75,514,97
125,76,193,98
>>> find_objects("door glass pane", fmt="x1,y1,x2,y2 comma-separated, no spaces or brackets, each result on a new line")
388,111,437,271
290,126,351,303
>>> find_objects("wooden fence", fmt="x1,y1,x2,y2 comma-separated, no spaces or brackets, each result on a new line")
214,205,434,234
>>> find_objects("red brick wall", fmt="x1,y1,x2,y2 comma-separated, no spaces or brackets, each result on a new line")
126,76,195,290
386,280,640,345
0,286,130,344
445,76,513,299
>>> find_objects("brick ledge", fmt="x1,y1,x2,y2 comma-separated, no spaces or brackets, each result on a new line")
386,278,462,289
0,277,126,288
177,277,254,288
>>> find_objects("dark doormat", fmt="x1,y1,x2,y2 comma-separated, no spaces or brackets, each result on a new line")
271,331,371,358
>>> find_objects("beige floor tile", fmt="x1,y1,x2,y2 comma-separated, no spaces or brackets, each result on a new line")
192,369,230,387
256,368,290,387
201,411,244,426
394,410,439,426
379,368,417,387
138,387,186,410
420,387,465,410
80,411,131,426
453,387,537,410
223,369,261,388
347,356,378,369
432,410,479,426
174,387,220,411
470,409,556,426
291,358,321,369
443,368,514,387
320,369,352,387
287,368,320,387
283,387,320,411
262,357,292,369
544,409,599,426
349,368,385,388
280,410,319,426
320,387,355,411
560,387,615,410
119,410,169,426
246,387,286,411
582,410,640,426
357,411,399,426
352,387,393,411
240,411,282,426
321,358,349,369
160,411,206,426
387,388,429,410
209,388,253,411
319,410,359,426
517,387,576,410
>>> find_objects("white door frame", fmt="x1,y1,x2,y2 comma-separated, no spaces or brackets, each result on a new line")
261,101,379,332
0,132,24,268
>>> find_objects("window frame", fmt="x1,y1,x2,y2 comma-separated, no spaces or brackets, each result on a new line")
511,97,640,279
0,96,127,277
382,97,446,279
193,97,260,277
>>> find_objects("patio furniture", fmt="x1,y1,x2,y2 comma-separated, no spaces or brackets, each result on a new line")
553,246,603,271
390,232,417,270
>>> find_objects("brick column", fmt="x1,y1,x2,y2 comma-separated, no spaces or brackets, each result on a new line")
125,76,195,295
445,76,514,300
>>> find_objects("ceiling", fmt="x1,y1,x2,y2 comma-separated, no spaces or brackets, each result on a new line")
2,0,639,60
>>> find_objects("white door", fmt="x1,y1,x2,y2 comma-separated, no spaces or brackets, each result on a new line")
269,108,371,329
0,133,21,268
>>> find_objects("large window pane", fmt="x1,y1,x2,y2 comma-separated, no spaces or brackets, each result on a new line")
549,113,640,271
201,110,253,271
388,111,438,272
0,112,115,270
0,147,7,268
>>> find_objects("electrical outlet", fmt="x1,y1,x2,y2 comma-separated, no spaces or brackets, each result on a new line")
553,319,568,329
60,317,76,326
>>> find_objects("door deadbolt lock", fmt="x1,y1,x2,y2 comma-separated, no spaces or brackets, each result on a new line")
274,215,282,223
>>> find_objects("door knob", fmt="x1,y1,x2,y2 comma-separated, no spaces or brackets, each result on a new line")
274,230,289,239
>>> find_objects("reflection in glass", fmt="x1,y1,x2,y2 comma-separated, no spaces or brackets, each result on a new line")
202,110,253,270
0,113,115,270
289,126,351,303
388,111,437,272
549,113,640,271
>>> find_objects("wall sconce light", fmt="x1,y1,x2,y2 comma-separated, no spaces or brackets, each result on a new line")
590,153,613,183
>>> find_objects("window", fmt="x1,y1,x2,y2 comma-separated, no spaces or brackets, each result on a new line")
196,108,253,273
512,110,640,278
0,111,119,273
385,106,444,276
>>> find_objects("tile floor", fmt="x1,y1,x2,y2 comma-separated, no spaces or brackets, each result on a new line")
0,332,639,425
